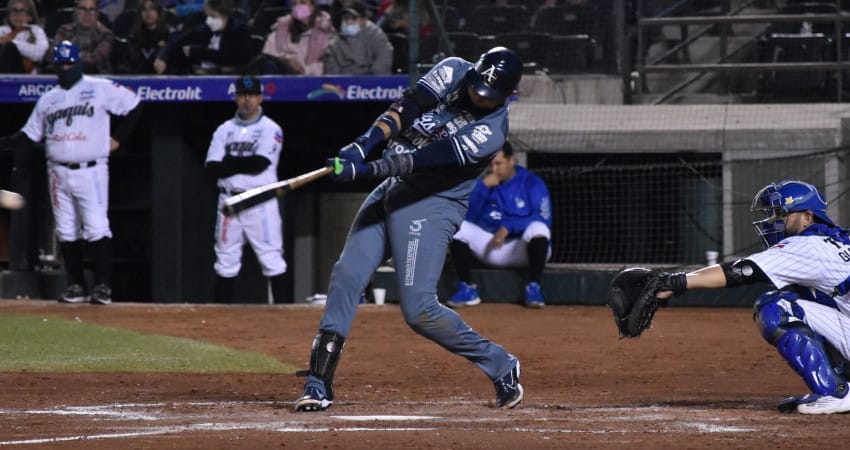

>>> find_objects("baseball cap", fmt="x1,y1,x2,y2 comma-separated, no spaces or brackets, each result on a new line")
235,76,262,95
342,1,367,18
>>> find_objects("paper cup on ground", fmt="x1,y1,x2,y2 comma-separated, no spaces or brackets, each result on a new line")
372,288,386,305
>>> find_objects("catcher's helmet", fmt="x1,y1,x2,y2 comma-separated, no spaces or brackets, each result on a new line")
751,178,833,247
464,46,523,100
53,40,80,64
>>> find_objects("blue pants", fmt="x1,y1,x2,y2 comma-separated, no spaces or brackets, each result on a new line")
318,178,515,381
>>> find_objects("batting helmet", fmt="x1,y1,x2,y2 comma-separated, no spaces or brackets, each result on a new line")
464,46,523,100
751,178,834,247
53,40,80,64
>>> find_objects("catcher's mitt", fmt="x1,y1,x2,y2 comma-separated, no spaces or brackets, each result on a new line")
607,268,666,338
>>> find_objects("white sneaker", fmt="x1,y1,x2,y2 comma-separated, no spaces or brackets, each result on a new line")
797,392,850,414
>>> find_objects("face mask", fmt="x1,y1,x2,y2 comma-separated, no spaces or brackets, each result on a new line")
56,62,83,89
206,16,225,32
340,23,361,36
292,3,311,23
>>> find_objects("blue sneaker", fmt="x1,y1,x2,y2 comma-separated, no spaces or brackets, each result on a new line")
294,384,332,412
446,282,481,308
494,359,523,409
524,282,545,308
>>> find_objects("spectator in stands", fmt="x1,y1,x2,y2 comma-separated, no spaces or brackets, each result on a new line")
328,0,378,30
154,0,252,74
376,0,432,37
115,0,174,73
446,141,552,309
0,0,49,73
321,1,392,75
256,0,334,75
46,0,114,74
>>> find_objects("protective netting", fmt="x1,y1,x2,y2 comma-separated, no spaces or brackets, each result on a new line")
527,147,850,266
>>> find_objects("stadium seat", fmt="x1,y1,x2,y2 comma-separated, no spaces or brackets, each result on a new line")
434,5,460,32
531,4,599,37
465,5,530,35
757,34,833,100
446,31,481,61
250,5,290,36
387,32,409,73
493,31,552,71
112,9,136,39
547,34,596,73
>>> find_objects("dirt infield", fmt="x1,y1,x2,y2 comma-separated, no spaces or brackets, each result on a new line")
0,299,847,449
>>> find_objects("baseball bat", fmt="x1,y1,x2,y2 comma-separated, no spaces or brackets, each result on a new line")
221,166,333,216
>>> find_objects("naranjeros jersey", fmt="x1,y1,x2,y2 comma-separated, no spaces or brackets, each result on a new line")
383,57,509,198
22,75,140,162
205,112,283,192
747,225,850,316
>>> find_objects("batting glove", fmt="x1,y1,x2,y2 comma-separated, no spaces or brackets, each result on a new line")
328,157,371,183
338,139,368,164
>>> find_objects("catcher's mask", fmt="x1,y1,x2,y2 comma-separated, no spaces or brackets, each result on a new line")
751,178,833,248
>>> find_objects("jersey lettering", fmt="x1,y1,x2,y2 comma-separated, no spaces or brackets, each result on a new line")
45,103,95,133
225,140,257,157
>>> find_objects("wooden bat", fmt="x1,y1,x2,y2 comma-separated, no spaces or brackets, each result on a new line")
221,166,333,216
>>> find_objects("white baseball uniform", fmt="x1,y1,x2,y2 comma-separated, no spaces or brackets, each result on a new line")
748,232,850,362
21,75,141,242
205,111,287,278
453,220,552,267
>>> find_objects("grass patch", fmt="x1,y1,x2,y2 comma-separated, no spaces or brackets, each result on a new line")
0,314,294,373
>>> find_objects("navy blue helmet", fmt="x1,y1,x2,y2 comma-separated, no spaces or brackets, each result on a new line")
53,40,80,64
751,179,833,247
464,46,523,100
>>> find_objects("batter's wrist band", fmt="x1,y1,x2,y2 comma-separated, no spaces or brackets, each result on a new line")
377,114,399,137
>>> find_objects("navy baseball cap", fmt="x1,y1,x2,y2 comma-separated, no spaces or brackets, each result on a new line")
235,76,262,95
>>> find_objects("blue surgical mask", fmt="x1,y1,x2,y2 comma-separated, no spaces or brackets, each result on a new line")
340,23,361,36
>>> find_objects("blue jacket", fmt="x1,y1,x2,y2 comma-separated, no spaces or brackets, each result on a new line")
465,166,552,237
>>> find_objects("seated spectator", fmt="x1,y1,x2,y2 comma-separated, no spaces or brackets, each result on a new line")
45,0,114,74
446,142,552,309
321,1,392,75
154,0,252,74
256,0,334,75
0,0,49,73
115,0,174,73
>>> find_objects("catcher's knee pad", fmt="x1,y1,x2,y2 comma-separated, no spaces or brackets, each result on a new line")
308,330,346,400
774,323,848,397
753,290,804,342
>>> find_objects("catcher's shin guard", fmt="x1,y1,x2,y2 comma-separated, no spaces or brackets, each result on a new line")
297,330,346,401
755,292,848,397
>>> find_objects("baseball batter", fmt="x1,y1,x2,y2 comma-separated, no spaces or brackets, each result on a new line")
294,47,525,413
204,75,287,302
0,40,142,305
655,179,850,414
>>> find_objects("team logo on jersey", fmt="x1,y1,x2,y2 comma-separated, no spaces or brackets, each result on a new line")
470,125,492,145
481,65,498,86
515,197,526,208
274,131,282,143
45,102,95,132
225,141,257,157
409,218,427,235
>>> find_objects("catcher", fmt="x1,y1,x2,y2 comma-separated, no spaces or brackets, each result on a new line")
608,179,850,415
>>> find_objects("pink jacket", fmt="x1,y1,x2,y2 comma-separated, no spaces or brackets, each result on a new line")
262,10,334,75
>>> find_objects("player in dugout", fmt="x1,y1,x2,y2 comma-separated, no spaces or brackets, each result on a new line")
292,46,526,413
446,140,552,309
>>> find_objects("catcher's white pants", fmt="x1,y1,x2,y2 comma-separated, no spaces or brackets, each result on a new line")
452,220,551,268
785,299,850,362
49,161,112,242
214,195,287,278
